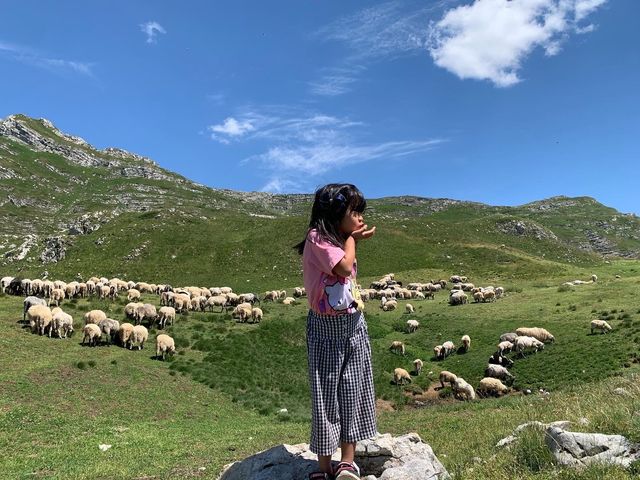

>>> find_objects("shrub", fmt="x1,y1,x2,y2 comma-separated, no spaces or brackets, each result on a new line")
88,360,96,368
76,361,87,370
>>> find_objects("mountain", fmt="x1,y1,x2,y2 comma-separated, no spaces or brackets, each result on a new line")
1,114,638,289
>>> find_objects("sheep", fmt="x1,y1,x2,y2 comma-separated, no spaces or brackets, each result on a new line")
514,336,545,356
515,327,555,343
205,295,226,313
488,351,514,368
439,370,458,389
124,302,143,321
99,285,111,300
82,324,102,347
1,276,14,293
282,297,296,306
433,345,443,359
497,341,514,354
23,296,47,322
251,307,263,323
477,377,510,397
461,282,475,292
135,304,157,326
98,318,120,344
500,332,518,343
461,335,471,352
389,341,405,356
450,284,463,291
450,275,463,283
158,306,176,329
127,289,141,301
495,286,505,298
382,300,398,311
482,289,496,302
591,274,598,283
232,303,253,322
239,293,261,305
452,377,475,401
293,287,306,298
173,294,190,313
485,364,514,384
406,319,419,333
119,323,135,349
48,288,65,307
156,334,176,360
591,319,612,334
441,341,455,358
28,305,52,336
50,310,74,338
473,291,484,303
131,325,149,350
160,291,174,306
263,290,279,302
393,367,412,385
413,359,423,376
449,291,468,306
84,309,107,326
405,303,415,314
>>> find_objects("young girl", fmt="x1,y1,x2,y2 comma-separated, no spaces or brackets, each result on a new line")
295,183,377,480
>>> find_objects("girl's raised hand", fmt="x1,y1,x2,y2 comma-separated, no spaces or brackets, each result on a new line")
351,225,376,242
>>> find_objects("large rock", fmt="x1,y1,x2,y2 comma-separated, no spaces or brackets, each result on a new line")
218,433,449,480
545,426,640,468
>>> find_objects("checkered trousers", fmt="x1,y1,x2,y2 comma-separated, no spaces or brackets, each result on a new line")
306,310,377,456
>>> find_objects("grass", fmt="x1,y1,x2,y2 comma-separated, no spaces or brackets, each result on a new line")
1,262,640,478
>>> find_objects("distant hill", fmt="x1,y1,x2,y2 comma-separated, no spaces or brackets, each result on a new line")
1,114,638,289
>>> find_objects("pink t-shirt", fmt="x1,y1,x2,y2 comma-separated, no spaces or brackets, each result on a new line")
302,229,358,315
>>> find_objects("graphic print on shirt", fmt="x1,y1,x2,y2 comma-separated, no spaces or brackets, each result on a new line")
324,276,355,312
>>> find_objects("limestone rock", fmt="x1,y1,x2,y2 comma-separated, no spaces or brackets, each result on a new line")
40,236,67,264
218,433,450,480
545,425,640,468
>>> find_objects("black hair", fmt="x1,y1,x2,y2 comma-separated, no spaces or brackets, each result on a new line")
294,183,367,254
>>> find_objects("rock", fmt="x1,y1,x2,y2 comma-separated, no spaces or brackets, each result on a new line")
40,236,67,264
545,425,640,468
613,388,628,396
496,421,571,449
496,219,558,241
218,433,450,480
68,216,101,235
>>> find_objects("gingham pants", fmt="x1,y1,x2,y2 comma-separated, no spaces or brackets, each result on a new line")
306,310,377,456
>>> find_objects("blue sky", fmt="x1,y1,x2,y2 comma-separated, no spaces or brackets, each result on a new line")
1,0,638,214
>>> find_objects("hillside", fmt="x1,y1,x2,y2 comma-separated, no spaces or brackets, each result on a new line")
1,114,639,289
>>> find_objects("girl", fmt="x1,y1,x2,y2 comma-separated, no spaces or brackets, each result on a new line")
295,183,377,480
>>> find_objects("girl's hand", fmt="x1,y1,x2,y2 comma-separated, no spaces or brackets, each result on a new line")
351,225,376,242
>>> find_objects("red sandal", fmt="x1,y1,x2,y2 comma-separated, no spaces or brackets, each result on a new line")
334,461,360,480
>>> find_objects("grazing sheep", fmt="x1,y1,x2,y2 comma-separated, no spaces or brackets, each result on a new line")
405,303,415,314
124,302,143,321
173,294,190,313
84,309,107,326
1,276,14,293
495,286,505,298
127,289,141,301
293,287,306,298
393,368,412,385
160,291,174,306
135,304,157,326
406,319,419,333
591,274,598,283
51,310,74,338
591,319,612,334
28,304,53,336
206,295,227,312
433,345,443,359
514,336,545,356
482,290,496,303
131,325,149,350
500,332,518,343
282,297,296,306
473,291,484,303
382,300,398,311
449,291,468,306
158,306,176,329
488,352,514,368
23,296,47,322
263,290,279,302
461,335,471,352
389,341,405,356
99,318,120,344
119,323,135,349
461,282,475,292
413,359,423,375
453,377,475,401
82,324,102,347
156,334,176,360
439,370,458,388
497,341,514,354
232,303,253,322
441,341,455,359
99,285,111,300
48,288,65,307
477,377,510,397
251,307,263,323
515,327,555,343
485,364,514,384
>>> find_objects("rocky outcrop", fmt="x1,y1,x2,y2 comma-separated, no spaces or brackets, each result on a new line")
66,215,102,236
40,236,67,264
496,219,558,241
545,425,640,468
120,166,172,181
218,433,449,480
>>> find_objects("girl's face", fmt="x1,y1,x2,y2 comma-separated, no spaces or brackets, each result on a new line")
339,208,364,236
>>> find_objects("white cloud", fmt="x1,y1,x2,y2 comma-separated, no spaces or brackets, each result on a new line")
427,0,608,87
309,74,358,97
208,117,256,143
0,40,94,76
140,21,166,44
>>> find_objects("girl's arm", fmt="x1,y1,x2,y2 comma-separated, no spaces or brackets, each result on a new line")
332,236,355,277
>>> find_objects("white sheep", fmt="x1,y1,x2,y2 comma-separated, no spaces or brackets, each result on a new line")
282,296,296,306
453,377,475,401
591,319,612,334
413,359,423,375
131,325,148,350
206,295,227,312
119,323,135,349
482,289,496,302
441,341,455,358
84,309,107,326
433,345,443,359
449,291,468,306
439,370,458,388
473,291,484,303
28,304,53,336
405,303,415,314
514,336,545,356
156,334,176,360
127,289,141,301
48,288,65,307
484,364,514,384
389,341,405,356
51,310,74,338
495,286,505,298
158,306,176,329
461,335,471,352
99,318,120,344
393,367,412,385
406,319,419,333
82,324,102,347
497,341,514,354
477,377,510,397
382,300,398,311
23,296,47,322
500,332,518,343
124,302,143,321
515,327,555,343
251,307,263,323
